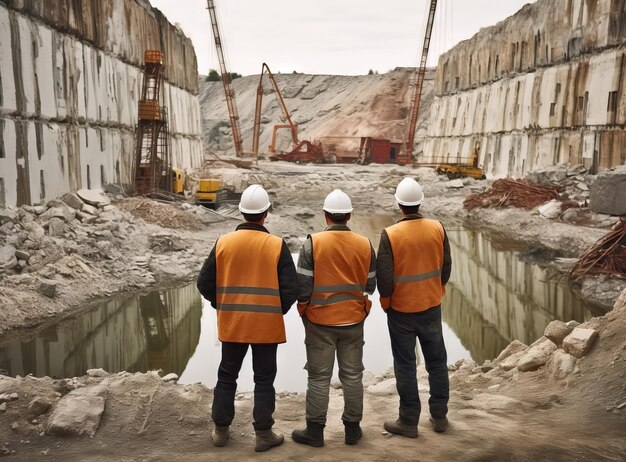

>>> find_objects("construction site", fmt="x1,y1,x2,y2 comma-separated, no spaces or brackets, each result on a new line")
0,0,625,459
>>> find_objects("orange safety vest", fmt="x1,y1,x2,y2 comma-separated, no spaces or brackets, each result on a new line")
298,230,372,326
215,229,285,343
380,219,445,313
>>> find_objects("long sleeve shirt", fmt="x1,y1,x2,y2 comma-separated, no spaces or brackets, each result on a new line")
296,224,377,303
376,214,452,298
196,222,298,314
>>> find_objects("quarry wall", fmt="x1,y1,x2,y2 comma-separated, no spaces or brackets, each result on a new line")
424,0,626,177
0,0,203,207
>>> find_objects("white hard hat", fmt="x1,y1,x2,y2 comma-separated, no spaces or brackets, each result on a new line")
239,184,271,214
394,178,424,206
323,189,353,213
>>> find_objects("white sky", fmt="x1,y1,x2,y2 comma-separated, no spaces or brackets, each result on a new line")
150,0,537,76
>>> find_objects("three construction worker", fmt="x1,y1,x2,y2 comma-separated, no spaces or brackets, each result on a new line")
197,178,451,451
196,184,298,452
292,189,376,447
377,177,452,436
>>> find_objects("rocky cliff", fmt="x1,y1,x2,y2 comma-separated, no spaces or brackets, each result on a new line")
0,0,203,208
424,0,626,177
200,68,435,159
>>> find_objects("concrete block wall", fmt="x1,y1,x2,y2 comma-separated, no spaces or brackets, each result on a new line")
424,0,626,177
0,1,203,207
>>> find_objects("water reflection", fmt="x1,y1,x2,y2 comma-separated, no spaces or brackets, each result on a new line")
0,285,201,378
0,223,600,391
443,227,594,363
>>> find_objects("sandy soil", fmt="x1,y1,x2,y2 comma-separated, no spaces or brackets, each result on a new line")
1,160,625,460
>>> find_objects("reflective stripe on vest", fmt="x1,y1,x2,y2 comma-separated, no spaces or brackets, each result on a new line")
300,231,372,326
381,219,445,313
215,230,285,343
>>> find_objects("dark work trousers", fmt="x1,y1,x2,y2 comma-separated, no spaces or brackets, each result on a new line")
387,306,449,425
211,342,278,431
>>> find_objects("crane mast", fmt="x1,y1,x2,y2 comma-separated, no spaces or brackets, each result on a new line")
252,63,299,156
207,0,244,157
400,0,438,164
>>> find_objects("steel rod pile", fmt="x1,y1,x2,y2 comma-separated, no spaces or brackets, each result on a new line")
464,178,559,210
569,218,626,280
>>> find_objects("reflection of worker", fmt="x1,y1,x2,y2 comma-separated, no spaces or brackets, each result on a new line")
292,190,376,447
376,178,452,437
197,184,298,452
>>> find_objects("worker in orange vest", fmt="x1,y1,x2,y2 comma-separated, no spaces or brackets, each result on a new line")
292,189,376,447
197,184,298,452
377,178,452,437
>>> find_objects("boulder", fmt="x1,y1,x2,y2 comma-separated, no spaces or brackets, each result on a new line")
0,208,18,224
494,340,528,364
445,179,464,189
0,245,18,270
76,189,111,208
47,217,68,237
544,320,574,347
14,250,30,260
367,378,397,396
39,280,59,298
589,165,626,215
538,200,562,219
517,337,557,372
81,204,98,215
86,369,108,378
161,373,179,383
27,397,53,416
46,387,106,437
562,328,598,358
24,220,45,240
40,205,75,223
551,350,577,380
60,193,84,211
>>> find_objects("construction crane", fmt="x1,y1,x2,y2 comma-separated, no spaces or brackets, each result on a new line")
207,0,244,157
252,63,299,157
398,0,438,165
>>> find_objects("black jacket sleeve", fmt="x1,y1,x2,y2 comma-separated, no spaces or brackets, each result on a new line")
441,226,452,284
277,241,298,314
376,230,394,297
197,241,218,307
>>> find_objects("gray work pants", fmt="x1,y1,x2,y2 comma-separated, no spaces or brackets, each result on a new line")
303,317,365,424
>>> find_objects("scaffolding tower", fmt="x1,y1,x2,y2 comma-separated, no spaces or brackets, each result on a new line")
134,50,171,196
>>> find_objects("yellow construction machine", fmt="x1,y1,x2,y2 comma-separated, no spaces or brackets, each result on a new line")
435,152,486,180
195,178,228,209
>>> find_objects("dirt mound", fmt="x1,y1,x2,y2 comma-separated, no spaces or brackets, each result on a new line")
118,198,203,230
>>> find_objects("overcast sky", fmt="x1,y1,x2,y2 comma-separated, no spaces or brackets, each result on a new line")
150,0,537,76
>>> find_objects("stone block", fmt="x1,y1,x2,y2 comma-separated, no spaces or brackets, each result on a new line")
40,206,75,223
517,337,557,372
77,189,111,207
544,320,574,347
27,397,52,416
47,217,68,237
589,166,626,216
46,388,105,437
0,245,18,270
538,200,562,219
39,280,58,298
551,350,577,380
494,340,528,364
61,193,84,211
562,328,598,358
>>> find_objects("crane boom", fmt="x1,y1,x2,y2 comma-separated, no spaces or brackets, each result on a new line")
207,0,244,157
252,63,299,156
401,0,437,164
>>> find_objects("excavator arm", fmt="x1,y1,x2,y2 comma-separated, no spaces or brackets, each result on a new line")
252,63,299,156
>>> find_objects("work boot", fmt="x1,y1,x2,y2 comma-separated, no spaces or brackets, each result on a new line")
254,429,284,452
429,416,449,433
383,418,418,438
291,420,325,447
343,420,363,445
211,425,230,447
